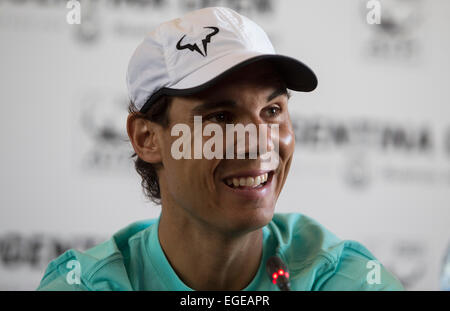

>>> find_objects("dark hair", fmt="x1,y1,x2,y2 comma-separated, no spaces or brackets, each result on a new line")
128,96,172,205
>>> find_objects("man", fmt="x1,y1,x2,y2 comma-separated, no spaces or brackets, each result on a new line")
37,7,403,291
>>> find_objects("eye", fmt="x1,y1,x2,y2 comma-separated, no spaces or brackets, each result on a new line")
204,111,234,123
264,105,282,118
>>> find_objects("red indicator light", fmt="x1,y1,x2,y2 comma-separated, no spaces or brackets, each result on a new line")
272,279,277,284
272,273,278,279
285,272,289,278
279,269,284,275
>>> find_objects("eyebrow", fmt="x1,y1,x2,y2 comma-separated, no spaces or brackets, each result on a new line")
266,86,289,102
191,99,237,115
191,87,289,115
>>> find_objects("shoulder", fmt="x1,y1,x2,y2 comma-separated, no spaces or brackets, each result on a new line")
269,213,404,291
313,240,405,291
36,219,158,291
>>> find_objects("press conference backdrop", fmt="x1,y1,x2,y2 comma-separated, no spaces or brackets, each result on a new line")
0,0,449,291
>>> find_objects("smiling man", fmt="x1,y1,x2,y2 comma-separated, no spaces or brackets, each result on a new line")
37,7,404,291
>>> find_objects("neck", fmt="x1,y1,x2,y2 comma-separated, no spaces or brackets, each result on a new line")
157,205,263,291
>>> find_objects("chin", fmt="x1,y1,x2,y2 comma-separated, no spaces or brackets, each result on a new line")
219,203,275,235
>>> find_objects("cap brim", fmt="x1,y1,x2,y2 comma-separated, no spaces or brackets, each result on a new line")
140,51,317,113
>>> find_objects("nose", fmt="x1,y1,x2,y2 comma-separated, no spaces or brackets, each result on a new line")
226,117,279,161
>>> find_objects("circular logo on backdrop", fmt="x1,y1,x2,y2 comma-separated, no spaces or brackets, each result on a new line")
73,0,102,44
343,153,372,189
362,0,424,61
78,90,132,172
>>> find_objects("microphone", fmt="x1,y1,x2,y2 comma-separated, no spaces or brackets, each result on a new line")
266,256,291,291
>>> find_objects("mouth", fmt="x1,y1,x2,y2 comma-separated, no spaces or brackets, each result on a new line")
222,171,275,199
223,171,272,189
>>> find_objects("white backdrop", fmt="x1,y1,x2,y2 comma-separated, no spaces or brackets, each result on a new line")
0,0,449,290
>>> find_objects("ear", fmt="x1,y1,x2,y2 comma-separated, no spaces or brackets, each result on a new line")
126,113,162,164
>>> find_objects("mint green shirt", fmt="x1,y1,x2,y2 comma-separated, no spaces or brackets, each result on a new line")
37,213,404,291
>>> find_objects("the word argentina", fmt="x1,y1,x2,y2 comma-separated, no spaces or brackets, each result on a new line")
171,116,279,160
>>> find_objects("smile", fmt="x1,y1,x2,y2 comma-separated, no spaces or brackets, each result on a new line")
221,170,275,195
225,172,269,189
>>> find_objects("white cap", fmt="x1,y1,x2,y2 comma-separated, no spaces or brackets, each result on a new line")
126,7,317,113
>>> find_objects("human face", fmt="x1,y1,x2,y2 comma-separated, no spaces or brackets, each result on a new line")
158,61,296,236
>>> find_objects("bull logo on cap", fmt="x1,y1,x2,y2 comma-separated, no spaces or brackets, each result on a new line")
176,26,219,57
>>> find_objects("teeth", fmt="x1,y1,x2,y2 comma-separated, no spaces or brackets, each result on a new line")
233,178,239,187
226,173,269,188
233,178,240,187
239,178,246,186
